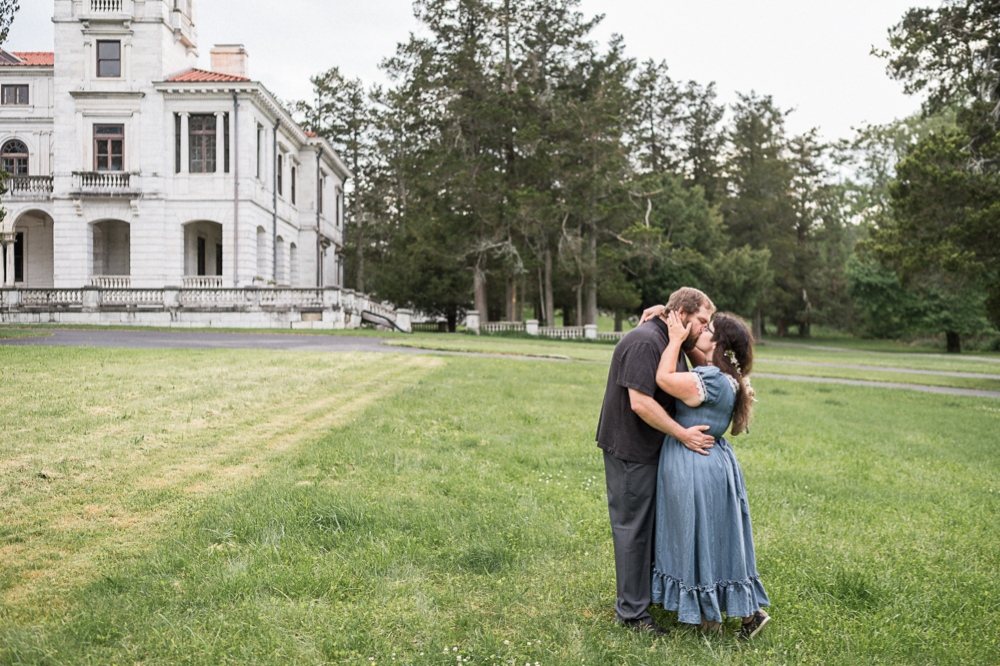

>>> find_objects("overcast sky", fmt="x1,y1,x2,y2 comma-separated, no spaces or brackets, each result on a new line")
8,0,922,142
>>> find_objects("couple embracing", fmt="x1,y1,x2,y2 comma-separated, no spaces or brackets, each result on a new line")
596,287,770,639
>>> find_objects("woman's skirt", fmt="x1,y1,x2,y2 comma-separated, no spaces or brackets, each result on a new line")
651,436,770,624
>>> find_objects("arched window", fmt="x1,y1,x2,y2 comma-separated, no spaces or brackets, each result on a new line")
2,140,28,175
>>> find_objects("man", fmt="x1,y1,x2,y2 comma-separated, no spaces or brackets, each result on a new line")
596,287,716,636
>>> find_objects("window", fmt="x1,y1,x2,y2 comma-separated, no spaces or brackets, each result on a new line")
336,187,343,227
94,125,124,171
318,175,324,214
197,236,206,276
291,166,296,204
256,123,263,178
223,113,230,173
97,40,121,78
1,85,28,105
277,153,283,195
174,114,181,173
2,140,28,175
189,114,216,173
215,243,223,276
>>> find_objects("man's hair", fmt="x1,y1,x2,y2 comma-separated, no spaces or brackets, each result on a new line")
665,287,715,315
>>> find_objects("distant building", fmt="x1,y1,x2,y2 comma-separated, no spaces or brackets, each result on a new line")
0,0,350,292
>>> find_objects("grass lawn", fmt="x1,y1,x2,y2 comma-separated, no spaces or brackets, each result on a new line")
753,361,1000,392
762,334,1000,358
0,330,52,340
385,337,1000,391
1,345,999,665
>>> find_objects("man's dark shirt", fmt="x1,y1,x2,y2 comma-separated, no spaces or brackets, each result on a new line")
596,317,689,465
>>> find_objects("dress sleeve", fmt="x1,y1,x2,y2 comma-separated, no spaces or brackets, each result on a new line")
692,366,726,406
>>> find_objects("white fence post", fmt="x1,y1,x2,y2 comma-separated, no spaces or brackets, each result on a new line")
395,309,413,333
525,319,539,335
82,286,101,310
466,310,481,334
163,286,181,309
584,324,598,340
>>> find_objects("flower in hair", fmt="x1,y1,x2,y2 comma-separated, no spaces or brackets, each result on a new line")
725,349,741,374
743,376,758,403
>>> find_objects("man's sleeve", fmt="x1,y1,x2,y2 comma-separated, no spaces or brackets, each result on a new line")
615,341,660,397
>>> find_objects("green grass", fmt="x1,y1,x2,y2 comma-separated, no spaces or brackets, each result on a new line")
1,346,999,664
387,337,999,391
754,361,1000,392
757,345,1000,374
385,338,615,362
0,329,51,339
763,333,1000,358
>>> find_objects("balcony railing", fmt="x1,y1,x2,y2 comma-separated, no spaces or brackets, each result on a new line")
182,276,223,289
72,172,140,197
90,276,131,289
7,176,53,199
88,0,131,13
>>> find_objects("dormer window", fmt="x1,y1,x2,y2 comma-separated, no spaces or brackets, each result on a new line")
97,41,121,78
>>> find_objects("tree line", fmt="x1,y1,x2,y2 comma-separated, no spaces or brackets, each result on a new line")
293,0,1000,352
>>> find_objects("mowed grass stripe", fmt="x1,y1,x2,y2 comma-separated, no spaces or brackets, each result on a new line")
388,339,1000,391
0,347,442,621
755,361,1000,392
2,355,999,665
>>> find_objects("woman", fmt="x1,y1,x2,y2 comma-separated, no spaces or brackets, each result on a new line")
651,311,770,639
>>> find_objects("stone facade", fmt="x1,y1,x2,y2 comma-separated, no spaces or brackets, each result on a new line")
0,0,350,296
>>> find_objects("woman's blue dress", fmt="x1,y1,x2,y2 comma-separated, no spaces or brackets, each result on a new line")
650,365,770,624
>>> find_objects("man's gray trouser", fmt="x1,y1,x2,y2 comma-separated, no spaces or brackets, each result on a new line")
603,450,658,624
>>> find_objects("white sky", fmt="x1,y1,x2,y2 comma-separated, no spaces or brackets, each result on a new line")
7,0,921,142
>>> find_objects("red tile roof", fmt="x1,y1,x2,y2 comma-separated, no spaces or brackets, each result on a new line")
3,52,55,66
305,131,317,137
167,68,250,83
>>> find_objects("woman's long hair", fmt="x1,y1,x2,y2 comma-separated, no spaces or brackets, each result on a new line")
710,313,755,436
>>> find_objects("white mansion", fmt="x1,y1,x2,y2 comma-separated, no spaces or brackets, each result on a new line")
0,0,404,329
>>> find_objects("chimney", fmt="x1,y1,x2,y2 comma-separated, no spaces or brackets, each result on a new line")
211,45,249,79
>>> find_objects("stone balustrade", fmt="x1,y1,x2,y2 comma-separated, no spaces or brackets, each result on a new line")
72,172,140,197
90,276,131,289
182,276,223,289
87,0,130,14
7,176,54,200
467,317,602,341
482,321,526,333
0,285,400,330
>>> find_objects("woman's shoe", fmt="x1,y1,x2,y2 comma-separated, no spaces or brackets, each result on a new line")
737,610,769,640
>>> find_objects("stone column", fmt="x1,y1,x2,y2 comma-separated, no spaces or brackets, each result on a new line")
466,310,481,334
2,235,13,287
179,113,190,173
584,324,598,340
215,112,226,173
525,319,539,336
